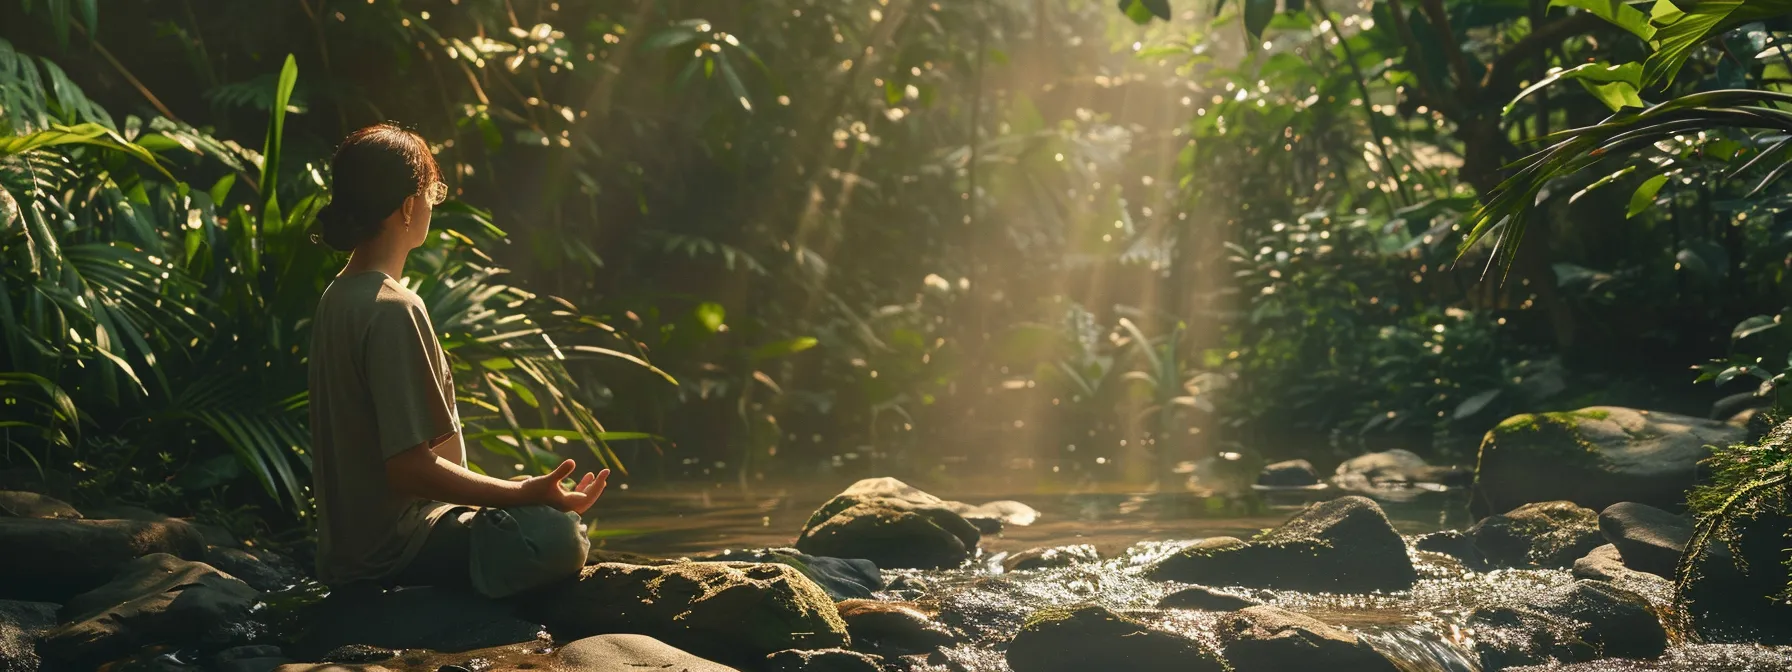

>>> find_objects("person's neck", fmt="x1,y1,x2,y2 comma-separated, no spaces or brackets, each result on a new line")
340,238,409,280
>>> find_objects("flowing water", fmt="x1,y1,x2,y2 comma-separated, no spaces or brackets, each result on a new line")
241,486,1792,671
588,487,1491,670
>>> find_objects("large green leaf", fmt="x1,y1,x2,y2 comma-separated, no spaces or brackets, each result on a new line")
1505,62,1643,115
257,54,298,243
1733,315,1780,341
1551,0,1657,41
1243,0,1277,38
1627,174,1668,218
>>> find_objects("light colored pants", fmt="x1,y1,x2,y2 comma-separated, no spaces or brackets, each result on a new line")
392,504,588,598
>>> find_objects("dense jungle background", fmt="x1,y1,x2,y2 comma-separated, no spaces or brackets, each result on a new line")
3,0,1792,555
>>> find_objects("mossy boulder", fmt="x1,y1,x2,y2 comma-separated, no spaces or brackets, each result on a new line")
1006,604,1228,672
693,548,884,601
796,478,981,569
1471,407,1744,517
1468,501,1605,569
1146,496,1416,592
522,561,848,666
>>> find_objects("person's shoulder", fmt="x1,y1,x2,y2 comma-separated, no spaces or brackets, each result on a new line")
371,275,425,311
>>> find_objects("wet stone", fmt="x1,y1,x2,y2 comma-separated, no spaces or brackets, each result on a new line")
1006,604,1228,672
1414,530,1490,571
692,548,885,601
0,517,208,602
1146,496,1417,592
1217,605,1401,672
1156,585,1262,611
1470,579,1666,669
39,553,260,670
835,599,958,655
1598,503,1692,578
765,648,882,672
0,599,56,672
1257,459,1320,487
1002,544,1099,572
522,561,847,666
797,478,982,570
1471,501,1605,569
0,490,82,519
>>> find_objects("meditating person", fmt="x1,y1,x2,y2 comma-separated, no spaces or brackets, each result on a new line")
306,123,606,597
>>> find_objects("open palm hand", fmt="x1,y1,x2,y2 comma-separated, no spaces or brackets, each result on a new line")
522,459,609,515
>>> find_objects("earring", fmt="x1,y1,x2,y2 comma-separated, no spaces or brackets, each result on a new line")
404,209,412,229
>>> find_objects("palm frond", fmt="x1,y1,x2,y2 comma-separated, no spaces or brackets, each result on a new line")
1463,90,1792,276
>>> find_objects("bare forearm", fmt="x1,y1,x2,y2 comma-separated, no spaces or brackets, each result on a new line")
389,451,532,508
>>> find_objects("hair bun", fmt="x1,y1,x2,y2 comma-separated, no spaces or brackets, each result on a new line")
315,201,363,252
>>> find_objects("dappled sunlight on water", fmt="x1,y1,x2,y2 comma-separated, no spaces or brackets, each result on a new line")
894,542,1511,671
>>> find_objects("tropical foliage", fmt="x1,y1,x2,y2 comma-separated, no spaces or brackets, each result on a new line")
4,0,1792,539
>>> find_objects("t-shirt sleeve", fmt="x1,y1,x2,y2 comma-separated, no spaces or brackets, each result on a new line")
364,300,458,460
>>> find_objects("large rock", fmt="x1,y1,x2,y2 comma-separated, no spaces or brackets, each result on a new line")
273,635,737,672
1469,579,1667,670
0,517,207,601
796,478,982,569
1333,450,1470,499
1006,604,1228,672
1598,502,1692,578
1472,407,1744,517
287,584,547,659
834,599,957,655
1147,496,1417,592
945,499,1040,527
523,561,848,665
1570,545,1673,597
37,553,259,670
0,600,55,672
765,648,881,672
203,545,306,593
0,491,81,519
1257,459,1320,487
557,634,739,671
1413,530,1490,571
1217,605,1400,672
1470,501,1605,569
693,548,884,601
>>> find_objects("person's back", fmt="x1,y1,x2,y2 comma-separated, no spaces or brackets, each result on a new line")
308,270,460,584
304,123,605,595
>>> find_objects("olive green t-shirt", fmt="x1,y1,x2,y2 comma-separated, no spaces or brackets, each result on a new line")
307,271,464,584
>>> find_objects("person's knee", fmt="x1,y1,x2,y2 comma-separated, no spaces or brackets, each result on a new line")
467,505,589,598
